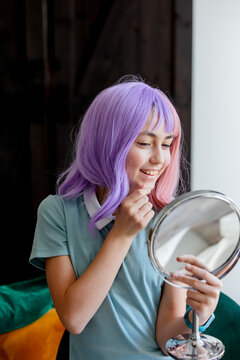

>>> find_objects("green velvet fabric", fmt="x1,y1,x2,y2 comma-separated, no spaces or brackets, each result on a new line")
0,275,53,334
205,292,240,360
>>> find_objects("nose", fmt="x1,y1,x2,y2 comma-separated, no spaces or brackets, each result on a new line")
150,147,164,164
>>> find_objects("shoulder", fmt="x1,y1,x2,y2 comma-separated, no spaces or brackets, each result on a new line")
38,194,84,216
36,195,86,232
36,195,64,224
38,194,65,210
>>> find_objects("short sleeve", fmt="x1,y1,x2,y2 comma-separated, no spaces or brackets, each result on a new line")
29,195,69,271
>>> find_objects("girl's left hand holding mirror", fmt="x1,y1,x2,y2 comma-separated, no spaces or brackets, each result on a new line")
171,255,222,327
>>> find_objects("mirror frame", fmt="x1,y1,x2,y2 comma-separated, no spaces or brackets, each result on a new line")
148,190,240,287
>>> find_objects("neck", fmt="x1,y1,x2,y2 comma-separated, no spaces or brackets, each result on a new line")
96,186,109,205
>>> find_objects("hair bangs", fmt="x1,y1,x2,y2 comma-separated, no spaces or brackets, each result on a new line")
147,92,175,135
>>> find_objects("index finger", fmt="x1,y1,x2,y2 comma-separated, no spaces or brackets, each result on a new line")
126,188,151,203
176,254,211,272
184,264,221,287
172,268,220,289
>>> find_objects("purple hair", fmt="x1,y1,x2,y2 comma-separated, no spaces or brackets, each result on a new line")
57,77,182,231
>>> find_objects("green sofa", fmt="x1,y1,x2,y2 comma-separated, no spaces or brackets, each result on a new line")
205,292,240,359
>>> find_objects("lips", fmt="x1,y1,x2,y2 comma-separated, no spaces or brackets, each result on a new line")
140,169,160,176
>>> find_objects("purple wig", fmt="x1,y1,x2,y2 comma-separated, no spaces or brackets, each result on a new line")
57,77,182,230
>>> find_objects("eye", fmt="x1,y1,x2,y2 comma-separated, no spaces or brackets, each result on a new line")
162,143,172,149
137,142,151,147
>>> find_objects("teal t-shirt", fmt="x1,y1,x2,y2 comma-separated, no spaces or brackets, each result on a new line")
30,195,172,360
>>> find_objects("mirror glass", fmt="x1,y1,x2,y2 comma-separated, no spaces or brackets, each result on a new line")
148,190,240,288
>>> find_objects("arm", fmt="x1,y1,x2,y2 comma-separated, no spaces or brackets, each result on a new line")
156,276,189,353
156,255,222,354
46,189,154,334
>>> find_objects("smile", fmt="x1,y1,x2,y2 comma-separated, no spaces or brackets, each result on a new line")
140,169,159,176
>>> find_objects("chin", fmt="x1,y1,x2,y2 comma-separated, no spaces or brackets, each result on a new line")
130,182,156,191
144,185,155,191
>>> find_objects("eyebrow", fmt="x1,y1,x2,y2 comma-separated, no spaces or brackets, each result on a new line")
139,131,175,140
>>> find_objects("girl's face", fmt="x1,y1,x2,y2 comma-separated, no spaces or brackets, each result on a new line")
126,115,174,192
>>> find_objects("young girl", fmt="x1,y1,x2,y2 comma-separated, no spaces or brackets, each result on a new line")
30,76,221,359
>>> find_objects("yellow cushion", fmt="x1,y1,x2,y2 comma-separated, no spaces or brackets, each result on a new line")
0,308,65,360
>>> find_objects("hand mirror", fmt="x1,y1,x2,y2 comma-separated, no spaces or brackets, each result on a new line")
148,190,240,360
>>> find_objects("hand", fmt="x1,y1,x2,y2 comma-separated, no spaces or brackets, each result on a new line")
111,188,154,240
171,255,222,325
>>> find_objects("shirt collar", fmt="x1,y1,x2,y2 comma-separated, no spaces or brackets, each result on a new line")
83,188,115,230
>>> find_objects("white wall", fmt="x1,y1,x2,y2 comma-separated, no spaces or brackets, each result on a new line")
191,0,240,304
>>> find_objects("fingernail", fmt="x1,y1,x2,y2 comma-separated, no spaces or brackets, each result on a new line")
171,272,180,278
186,264,192,270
